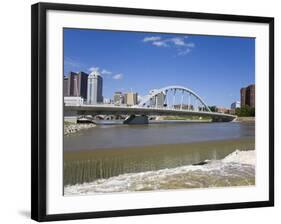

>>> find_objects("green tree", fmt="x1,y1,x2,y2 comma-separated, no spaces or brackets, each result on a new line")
250,107,255,116
235,105,255,117
208,105,217,112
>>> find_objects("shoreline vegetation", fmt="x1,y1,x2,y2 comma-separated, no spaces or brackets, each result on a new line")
64,138,255,186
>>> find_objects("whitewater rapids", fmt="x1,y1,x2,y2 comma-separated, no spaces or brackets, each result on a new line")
64,150,255,195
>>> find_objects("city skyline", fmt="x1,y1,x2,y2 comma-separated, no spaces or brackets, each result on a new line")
64,28,255,108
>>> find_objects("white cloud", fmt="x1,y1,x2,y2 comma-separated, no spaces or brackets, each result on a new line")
186,42,195,48
177,48,191,56
88,66,99,72
169,37,186,46
88,66,124,80
142,35,195,56
113,73,123,80
101,69,112,75
143,36,161,42
152,41,168,47
89,67,113,77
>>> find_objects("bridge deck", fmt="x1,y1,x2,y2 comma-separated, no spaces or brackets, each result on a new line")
64,104,236,122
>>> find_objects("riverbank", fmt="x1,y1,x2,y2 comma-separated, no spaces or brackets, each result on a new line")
157,115,211,121
64,123,96,135
150,119,211,124
93,119,211,125
236,117,255,122
64,149,255,195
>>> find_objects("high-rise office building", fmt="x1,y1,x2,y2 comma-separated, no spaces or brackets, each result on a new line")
240,84,255,108
247,84,255,108
65,71,88,99
68,72,78,96
124,92,138,106
87,69,103,104
77,72,88,99
240,87,246,107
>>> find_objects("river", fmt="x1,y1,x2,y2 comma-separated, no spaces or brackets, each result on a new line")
64,122,254,151
63,121,255,195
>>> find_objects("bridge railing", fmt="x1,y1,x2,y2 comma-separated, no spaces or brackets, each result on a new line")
66,103,234,117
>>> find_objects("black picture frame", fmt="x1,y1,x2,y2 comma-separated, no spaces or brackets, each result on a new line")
31,2,274,222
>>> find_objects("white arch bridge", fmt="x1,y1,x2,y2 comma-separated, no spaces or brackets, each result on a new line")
65,85,236,124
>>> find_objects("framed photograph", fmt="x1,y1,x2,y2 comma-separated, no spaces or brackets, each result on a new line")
31,2,274,222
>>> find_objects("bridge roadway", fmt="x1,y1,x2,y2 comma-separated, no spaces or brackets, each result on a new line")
64,104,237,122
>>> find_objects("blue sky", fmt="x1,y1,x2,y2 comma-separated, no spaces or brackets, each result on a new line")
64,28,255,108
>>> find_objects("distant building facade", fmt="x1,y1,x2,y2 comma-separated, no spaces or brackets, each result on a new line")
87,70,103,104
63,76,69,96
231,101,241,109
246,84,255,107
174,104,193,110
64,71,88,99
240,88,246,108
69,72,79,97
124,92,138,106
216,107,235,115
240,84,255,108
76,72,88,99
113,92,124,105
149,90,166,108
64,96,84,106
103,97,112,104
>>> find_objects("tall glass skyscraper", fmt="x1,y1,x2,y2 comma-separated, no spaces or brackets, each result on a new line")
87,69,103,104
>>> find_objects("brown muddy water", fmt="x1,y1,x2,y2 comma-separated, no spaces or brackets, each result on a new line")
63,122,255,194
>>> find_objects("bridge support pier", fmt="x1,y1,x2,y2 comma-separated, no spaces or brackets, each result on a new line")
123,115,149,125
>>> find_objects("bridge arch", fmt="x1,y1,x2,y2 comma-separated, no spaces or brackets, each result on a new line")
137,85,211,112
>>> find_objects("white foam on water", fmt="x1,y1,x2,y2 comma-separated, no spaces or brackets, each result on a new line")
222,149,255,165
64,150,255,195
